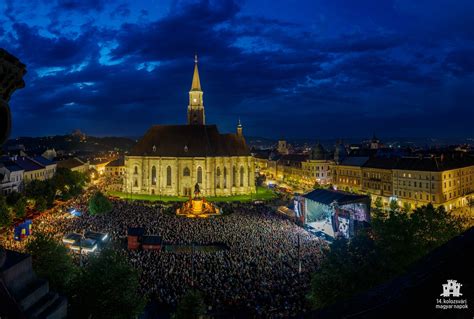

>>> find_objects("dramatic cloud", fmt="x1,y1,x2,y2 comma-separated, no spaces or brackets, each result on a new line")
1,0,473,139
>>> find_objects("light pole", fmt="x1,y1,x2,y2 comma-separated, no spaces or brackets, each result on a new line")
191,242,195,288
297,233,301,274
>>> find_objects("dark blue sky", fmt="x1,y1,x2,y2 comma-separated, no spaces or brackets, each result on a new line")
1,0,474,139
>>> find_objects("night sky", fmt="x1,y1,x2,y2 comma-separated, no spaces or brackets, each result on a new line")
1,0,474,139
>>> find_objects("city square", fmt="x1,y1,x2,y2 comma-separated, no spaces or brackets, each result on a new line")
1,1,474,318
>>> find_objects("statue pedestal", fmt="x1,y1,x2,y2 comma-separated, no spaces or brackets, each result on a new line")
176,197,220,218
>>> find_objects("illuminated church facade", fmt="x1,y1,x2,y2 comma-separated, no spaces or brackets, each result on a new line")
124,56,256,197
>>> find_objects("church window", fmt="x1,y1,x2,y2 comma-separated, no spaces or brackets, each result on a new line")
134,166,138,175
248,166,251,186
151,166,157,185
183,167,190,176
232,166,237,187
134,179,138,187
240,166,244,187
216,167,221,188
166,166,172,186
197,167,203,184
224,167,227,188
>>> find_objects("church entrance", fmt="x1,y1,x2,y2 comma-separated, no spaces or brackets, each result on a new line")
183,187,192,196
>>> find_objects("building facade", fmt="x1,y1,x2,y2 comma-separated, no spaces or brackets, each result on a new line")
11,156,56,183
0,163,24,194
360,158,397,205
301,143,334,185
331,154,474,211
105,157,126,176
124,57,255,197
392,156,474,210
57,157,89,173
332,157,369,193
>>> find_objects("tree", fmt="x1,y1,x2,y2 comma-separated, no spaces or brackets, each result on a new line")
372,197,386,220
25,232,77,293
35,197,47,211
70,249,145,319
410,204,464,254
6,191,22,206
308,232,384,309
3,192,27,221
24,179,55,208
256,174,266,187
88,191,113,215
308,203,469,310
173,289,206,319
388,199,399,213
402,202,412,213
313,181,321,189
13,196,27,219
52,167,87,200
0,195,12,228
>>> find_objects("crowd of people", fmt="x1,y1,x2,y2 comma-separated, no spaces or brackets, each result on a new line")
2,193,327,317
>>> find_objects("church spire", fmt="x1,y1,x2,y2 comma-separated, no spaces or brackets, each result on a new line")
188,54,205,125
191,54,201,91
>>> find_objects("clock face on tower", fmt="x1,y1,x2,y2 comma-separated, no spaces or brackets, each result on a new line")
193,98,197,103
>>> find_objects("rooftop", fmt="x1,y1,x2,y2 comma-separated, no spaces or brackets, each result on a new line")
303,188,370,206
105,157,125,167
13,157,44,172
57,157,86,169
394,155,474,171
339,156,369,167
363,157,399,169
130,125,250,157
32,156,55,166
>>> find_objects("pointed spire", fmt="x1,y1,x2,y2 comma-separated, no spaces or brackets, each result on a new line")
191,54,201,91
238,117,242,127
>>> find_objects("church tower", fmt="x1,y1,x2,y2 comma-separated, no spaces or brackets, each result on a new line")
237,118,243,137
188,55,205,125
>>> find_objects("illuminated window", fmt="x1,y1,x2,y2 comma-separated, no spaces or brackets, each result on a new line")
232,166,237,187
166,166,172,186
248,166,251,186
224,167,227,188
197,167,203,184
151,166,157,185
183,167,190,177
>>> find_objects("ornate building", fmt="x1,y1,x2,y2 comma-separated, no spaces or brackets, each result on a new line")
301,142,334,185
124,56,256,197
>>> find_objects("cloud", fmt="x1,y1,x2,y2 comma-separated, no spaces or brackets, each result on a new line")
443,48,474,76
1,0,474,139
55,0,106,13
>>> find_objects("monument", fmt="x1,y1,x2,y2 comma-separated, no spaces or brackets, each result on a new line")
0,49,67,319
176,182,221,218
